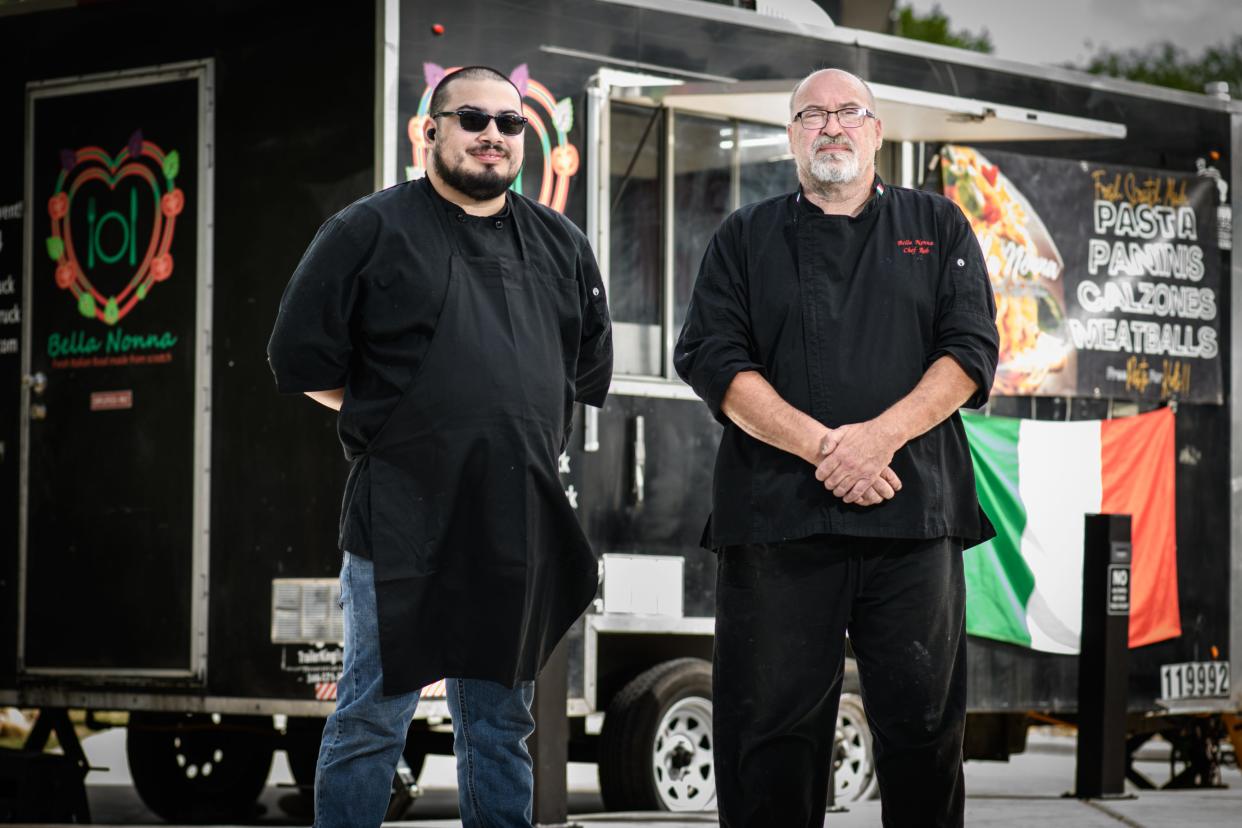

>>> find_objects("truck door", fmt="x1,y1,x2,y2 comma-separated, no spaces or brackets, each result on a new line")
19,65,212,680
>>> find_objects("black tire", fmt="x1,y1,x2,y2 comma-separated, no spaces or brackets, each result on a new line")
284,716,325,793
598,657,715,812
127,712,274,824
401,722,430,780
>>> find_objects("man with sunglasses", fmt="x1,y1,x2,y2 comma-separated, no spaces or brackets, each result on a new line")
675,68,999,827
269,65,612,828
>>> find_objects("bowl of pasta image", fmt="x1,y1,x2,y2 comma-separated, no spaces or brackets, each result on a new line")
941,145,1073,396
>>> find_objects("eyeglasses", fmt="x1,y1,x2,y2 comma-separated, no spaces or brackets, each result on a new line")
793,106,876,130
432,109,529,136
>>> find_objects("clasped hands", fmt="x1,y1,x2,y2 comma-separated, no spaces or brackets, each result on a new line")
813,420,905,507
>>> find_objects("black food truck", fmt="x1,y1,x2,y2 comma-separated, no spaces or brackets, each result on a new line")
0,0,1239,821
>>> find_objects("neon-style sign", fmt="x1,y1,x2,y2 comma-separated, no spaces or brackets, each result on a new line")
408,63,579,213
46,129,184,326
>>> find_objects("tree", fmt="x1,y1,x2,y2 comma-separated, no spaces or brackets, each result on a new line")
1080,36,1242,99
892,3,993,54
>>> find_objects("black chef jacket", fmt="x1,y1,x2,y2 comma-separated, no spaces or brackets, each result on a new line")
268,178,612,557
674,179,999,550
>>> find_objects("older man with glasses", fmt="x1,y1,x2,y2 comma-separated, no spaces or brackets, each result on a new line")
675,68,999,827
268,65,612,828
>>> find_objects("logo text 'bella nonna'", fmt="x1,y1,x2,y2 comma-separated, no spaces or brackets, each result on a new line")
47,327,178,359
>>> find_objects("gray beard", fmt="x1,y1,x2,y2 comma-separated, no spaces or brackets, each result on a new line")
433,145,519,201
808,149,861,185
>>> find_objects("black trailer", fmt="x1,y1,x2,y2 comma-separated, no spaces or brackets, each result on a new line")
1,0,1239,821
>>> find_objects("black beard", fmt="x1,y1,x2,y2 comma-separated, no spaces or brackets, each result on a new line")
433,144,519,201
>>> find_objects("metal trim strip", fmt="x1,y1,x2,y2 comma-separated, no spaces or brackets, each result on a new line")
0,689,594,719
1230,112,1242,709
375,0,399,191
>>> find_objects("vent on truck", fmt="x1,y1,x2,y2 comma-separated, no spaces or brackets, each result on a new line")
271,579,344,644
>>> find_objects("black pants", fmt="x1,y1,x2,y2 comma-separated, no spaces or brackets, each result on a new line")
713,535,967,828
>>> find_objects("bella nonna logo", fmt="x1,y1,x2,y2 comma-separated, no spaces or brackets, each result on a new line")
45,129,185,325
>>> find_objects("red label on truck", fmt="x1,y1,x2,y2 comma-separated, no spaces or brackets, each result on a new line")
90,389,132,411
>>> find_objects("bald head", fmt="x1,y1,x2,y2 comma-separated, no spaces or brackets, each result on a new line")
789,68,877,119
784,67,884,199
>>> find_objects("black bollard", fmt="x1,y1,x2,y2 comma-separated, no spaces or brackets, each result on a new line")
1074,513,1132,799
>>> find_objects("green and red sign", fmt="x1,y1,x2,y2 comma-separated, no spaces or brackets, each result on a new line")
31,77,200,373
45,130,184,326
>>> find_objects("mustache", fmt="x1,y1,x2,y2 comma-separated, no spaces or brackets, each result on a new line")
469,140,510,156
812,135,854,151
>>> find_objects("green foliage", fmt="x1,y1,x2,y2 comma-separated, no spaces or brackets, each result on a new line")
893,3,993,54
1080,36,1242,98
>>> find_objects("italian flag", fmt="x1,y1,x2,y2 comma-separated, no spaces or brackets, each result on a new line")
961,408,1180,654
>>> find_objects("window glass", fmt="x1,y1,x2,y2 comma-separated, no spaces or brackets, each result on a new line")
608,103,664,376
671,118,794,334
605,105,795,378
671,114,734,334
874,140,899,187
737,122,796,207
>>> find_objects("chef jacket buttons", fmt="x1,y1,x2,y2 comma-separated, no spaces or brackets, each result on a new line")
495,220,503,229
592,287,600,297
456,213,466,223
956,258,965,267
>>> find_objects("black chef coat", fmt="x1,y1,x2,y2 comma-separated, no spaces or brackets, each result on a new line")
268,177,613,695
674,179,999,550
268,178,612,558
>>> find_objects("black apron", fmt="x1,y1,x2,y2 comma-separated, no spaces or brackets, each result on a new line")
363,184,598,696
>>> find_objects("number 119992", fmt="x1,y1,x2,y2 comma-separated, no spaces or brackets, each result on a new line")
1159,661,1230,701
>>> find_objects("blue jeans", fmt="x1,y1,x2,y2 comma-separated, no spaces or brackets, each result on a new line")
314,552,536,828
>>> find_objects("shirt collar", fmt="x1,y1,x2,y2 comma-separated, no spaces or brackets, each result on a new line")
796,175,886,216
425,175,512,219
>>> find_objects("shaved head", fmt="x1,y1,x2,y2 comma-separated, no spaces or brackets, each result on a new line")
789,68,877,118
430,65,522,116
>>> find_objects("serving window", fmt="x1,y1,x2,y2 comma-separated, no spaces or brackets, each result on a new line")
603,101,799,381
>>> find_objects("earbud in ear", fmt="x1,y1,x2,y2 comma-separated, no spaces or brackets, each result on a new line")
427,127,436,141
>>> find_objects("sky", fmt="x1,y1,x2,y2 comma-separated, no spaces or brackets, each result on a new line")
905,0,1242,67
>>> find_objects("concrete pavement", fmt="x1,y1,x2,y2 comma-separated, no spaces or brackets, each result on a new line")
21,726,1242,827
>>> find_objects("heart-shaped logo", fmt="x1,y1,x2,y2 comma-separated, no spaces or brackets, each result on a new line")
46,129,184,326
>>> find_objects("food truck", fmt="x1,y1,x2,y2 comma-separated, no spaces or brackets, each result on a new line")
0,0,1238,820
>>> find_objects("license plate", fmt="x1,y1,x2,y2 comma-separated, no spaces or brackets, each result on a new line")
1159,661,1230,701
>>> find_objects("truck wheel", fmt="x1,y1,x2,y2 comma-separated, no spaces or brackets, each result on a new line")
401,721,431,779
834,659,879,802
599,657,715,812
284,716,324,794
127,711,274,823
282,714,325,820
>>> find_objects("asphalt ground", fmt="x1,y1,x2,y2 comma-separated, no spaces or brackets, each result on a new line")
23,726,1242,827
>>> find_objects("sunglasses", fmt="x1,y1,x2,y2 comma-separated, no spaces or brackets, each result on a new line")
433,109,528,136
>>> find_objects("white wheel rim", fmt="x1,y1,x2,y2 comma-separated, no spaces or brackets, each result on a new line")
651,696,716,811
833,695,875,802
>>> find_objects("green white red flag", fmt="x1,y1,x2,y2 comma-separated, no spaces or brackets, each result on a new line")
961,408,1180,653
